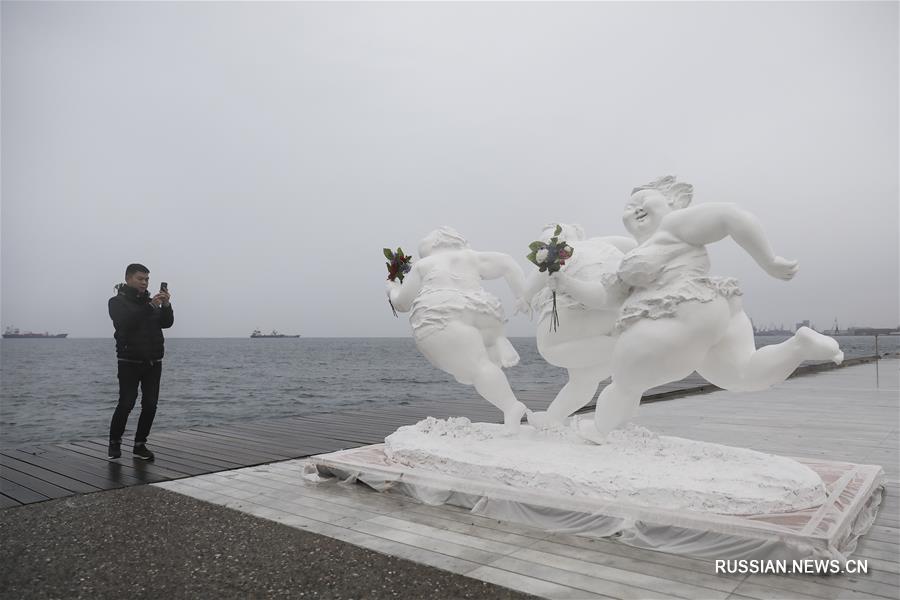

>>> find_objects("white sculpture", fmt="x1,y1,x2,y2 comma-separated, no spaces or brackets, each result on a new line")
354,199,880,561
578,176,843,441
387,227,529,431
522,224,635,427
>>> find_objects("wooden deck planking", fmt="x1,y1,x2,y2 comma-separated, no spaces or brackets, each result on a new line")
72,440,214,476
2,449,132,490
0,453,105,494
187,423,362,452
0,493,21,508
113,435,264,468
154,359,899,600
0,476,51,504
0,465,78,500
14,445,149,486
222,417,386,441
54,441,190,480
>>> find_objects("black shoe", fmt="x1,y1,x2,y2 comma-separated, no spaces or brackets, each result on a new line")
133,444,155,461
107,440,121,459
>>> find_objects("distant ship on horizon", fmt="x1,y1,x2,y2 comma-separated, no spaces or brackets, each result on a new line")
821,318,899,336
3,326,68,339
749,317,900,337
250,329,301,339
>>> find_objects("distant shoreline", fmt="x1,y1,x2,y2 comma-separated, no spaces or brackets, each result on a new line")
6,334,899,341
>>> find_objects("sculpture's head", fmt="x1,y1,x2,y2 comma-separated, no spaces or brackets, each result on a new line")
539,223,585,244
419,227,470,257
623,175,693,242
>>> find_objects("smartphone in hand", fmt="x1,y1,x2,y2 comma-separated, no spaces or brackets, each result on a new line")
160,282,168,293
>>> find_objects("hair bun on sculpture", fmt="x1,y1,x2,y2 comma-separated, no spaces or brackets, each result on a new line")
632,175,694,209
419,226,470,257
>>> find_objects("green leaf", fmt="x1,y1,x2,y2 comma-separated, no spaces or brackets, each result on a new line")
554,224,562,236
383,248,393,260
528,241,545,252
526,251,538,265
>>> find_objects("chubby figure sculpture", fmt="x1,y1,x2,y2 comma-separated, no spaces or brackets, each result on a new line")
580,176,843,441
387,227,530,431
522,224,635,427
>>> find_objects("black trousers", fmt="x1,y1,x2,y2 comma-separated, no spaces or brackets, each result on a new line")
109,360,162,444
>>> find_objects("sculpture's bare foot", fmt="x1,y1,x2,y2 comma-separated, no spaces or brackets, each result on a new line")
496,338,521,368
503,401,528,433
573,416,607,445
527,410,567,429
796,326,843,364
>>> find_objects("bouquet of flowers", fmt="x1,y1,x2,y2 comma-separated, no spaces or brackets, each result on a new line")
526,225,574,332
384,247,413,317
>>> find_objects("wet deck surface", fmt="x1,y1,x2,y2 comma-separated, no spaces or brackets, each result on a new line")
154,359,898,600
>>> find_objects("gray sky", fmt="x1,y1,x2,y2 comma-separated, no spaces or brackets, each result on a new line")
2,1,897,338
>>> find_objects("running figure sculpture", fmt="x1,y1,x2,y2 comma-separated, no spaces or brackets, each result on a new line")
578,176,843,441
521,224,634,427
387,227,530,431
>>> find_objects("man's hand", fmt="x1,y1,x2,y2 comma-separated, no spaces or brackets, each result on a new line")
152,291,171,307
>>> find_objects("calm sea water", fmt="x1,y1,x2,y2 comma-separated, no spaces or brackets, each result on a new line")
1,336,896,449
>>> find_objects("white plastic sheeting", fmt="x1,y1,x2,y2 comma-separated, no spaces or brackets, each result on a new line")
309,444,884,562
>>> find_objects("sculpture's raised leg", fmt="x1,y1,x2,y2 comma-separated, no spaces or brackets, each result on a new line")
579,300,845,442
698,315,843,391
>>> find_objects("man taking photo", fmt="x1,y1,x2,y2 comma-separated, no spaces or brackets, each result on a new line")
108,263,173,461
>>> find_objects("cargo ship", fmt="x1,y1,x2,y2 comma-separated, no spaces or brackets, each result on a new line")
3,327,68,339
250,329,300,339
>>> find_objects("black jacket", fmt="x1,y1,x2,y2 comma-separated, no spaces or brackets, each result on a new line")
109,286,174,361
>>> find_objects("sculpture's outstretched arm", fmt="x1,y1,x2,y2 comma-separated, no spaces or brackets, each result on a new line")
477,251,527,298
387,264,423,313
664,203,799,280
522,271,546,304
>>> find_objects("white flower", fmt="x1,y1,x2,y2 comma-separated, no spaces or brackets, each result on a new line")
535,248,549,264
